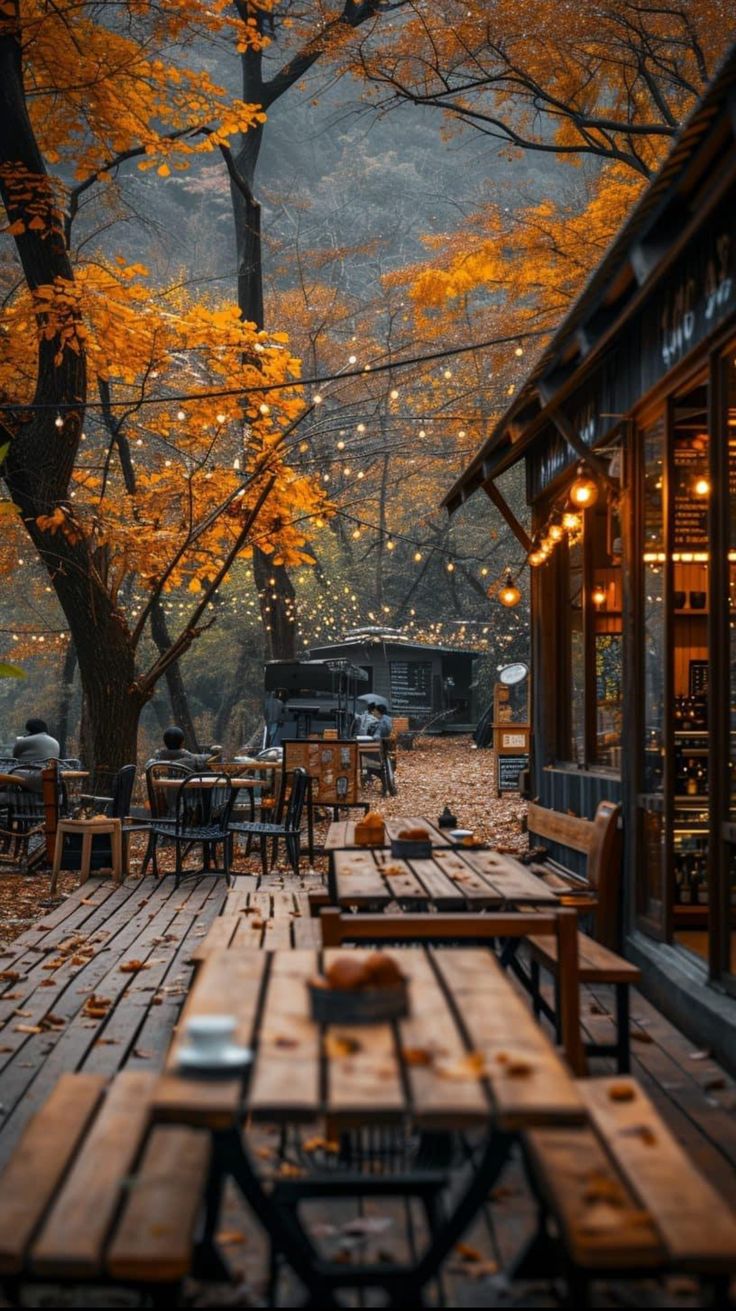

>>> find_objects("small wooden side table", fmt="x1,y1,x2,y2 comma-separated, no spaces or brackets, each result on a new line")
50,818,124,894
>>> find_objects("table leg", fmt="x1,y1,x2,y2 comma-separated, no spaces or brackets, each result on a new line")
80,831,93,884
206,1123,516,1303
112,824,123,883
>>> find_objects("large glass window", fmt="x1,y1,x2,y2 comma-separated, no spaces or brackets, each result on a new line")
563,501,622,769
642,417,666,794
590,504,623,767
568,537,585,765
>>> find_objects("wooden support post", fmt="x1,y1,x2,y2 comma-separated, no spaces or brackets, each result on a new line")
555,908,586,1076
482,478,533,553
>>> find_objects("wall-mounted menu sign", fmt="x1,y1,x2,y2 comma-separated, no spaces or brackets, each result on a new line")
673,439,708,548
389,660,432,712
497,754,528,793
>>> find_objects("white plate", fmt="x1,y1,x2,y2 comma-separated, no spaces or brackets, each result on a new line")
177,1043,253,1072
449,829,473,840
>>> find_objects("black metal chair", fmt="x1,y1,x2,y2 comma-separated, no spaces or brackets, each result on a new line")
149,773,235,887
79,764,137,818
363,738,397,796
230,767,309,876
0,773,45,865
137,761,190,876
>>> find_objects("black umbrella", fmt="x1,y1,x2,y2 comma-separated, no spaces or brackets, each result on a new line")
355,693,390,711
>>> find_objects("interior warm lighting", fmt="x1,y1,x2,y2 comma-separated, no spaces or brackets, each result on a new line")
497,571,522,607
562,512,582,532
591,584,606,608
548,521,564,541
569,464,599,508
693,475,711,497
527,549,547,567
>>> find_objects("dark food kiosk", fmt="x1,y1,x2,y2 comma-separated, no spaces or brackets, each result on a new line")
444,47,736,1067
308,629,482,731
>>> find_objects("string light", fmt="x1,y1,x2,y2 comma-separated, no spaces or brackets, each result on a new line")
569,463,599,508
497,571,522,607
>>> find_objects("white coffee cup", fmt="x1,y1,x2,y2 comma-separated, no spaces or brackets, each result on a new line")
185,1014,236,1058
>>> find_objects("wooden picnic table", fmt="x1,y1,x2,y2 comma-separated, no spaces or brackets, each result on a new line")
328,842,560,910
324,815,451,851
153,944,585,1302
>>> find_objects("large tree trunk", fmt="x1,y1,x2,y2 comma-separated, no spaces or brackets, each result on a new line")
56,641,77,756
230,83,297,660
252,551,297,661
0,13,148,774
149,599,200,748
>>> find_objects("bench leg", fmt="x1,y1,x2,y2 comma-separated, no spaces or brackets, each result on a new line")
707,1274,731,1310
615,984,630,1074
530,958,541,1019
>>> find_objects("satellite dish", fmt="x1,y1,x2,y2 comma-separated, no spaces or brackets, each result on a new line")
498,662,528,686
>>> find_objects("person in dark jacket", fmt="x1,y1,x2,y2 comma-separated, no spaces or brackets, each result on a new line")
12,718,60,763
152,726,211,770
366,704,393,740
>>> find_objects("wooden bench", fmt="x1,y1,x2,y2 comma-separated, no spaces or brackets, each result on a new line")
520,1075,736,1307
524,800,639,1072
526,800,622,947
0,1071,210,1304
190,888,321,962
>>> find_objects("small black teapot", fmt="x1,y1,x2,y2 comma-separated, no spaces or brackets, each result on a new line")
438,805,458,829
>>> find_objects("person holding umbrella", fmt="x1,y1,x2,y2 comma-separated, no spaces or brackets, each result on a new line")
366,700,393,740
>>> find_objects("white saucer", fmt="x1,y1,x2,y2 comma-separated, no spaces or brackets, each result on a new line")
449,829,473,840
177,1043,253,1072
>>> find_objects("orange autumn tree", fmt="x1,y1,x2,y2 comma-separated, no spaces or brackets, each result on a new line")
359,1,733,343
0,0,329,770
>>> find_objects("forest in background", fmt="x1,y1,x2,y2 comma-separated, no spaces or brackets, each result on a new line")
1,1,731,762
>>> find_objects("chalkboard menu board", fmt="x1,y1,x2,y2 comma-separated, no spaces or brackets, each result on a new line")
673,439,708,549
497,754,528,793
390,660,433,713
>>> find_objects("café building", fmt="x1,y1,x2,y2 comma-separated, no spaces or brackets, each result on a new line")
444,46,736,1065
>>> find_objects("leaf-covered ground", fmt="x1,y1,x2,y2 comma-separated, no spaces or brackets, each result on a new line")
377,735,527,851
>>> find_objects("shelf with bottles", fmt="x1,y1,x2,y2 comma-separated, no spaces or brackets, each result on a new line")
673,839,710,913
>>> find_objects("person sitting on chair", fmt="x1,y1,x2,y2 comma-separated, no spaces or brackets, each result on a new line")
366,703,393,740
12,717,60,763
152,726,211,771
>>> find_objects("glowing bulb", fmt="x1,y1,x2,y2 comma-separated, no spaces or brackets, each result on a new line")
357,423,366,433
591,584,606,608
527,550,547,567
419,429,426,438
337,439,345,450
299,441,309,453
216,412,227,423
414,551,422,562
348,354,357,364
55,415,64,429
259,403,270,415
390,388,399,399
177,410,186,421
569,465,598,508
386,539,395,551
693,476,710,497
562,512,581,532
446,561,455,572
548,521,564,541
515,346,524,356
498,576,522,607
313,394,323,405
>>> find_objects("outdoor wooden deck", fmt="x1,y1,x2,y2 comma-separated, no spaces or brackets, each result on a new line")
0,874,734,1307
